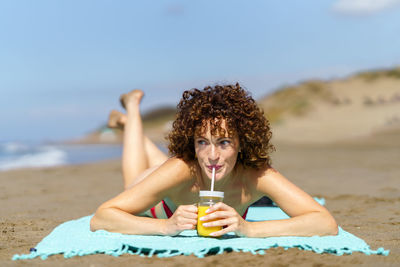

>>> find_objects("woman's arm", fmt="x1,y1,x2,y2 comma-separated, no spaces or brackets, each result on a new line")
245,168,338,237
90,157,196,235
201,168,338,238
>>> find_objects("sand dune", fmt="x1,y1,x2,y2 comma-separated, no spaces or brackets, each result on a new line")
77,67,400,146
260,68,400,144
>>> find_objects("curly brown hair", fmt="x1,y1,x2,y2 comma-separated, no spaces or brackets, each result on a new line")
168,83,274,169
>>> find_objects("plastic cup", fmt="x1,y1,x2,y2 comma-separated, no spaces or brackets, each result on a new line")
197,190,224,237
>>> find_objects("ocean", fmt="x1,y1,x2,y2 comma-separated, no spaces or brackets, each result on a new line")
0,141,123,171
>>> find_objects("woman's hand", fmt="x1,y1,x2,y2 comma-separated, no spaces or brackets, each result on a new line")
199,202,249,237
163,204,198,236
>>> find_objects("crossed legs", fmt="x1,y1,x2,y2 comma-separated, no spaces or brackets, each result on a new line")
108,90,168,189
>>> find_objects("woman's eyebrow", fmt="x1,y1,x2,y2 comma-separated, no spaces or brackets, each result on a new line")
217,136,232,140
195,135,232,140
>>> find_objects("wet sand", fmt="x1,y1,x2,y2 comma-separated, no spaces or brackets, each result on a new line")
1,138,400,266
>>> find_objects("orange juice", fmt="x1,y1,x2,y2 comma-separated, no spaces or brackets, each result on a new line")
197,206,222,236
197,190,224,237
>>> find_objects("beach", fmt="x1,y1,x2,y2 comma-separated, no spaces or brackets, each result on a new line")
1,133,399,267
3,0,400,265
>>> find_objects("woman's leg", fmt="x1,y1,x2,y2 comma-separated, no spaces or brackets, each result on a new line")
109,91,168,189
108,110,168,167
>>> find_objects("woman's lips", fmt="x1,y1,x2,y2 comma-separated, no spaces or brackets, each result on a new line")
207,165,222,171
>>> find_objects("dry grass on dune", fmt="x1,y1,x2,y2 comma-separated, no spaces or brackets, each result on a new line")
259,67,400,144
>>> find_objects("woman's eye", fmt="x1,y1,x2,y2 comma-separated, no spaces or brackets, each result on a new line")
197,140,207,146
220,140,231,146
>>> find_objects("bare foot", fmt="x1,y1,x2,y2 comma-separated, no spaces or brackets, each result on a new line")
108,110,126,129
120,89,144,110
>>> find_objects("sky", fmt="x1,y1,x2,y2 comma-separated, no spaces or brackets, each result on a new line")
1,0,400,142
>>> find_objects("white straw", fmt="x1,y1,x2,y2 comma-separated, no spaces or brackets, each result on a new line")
211,167,215,191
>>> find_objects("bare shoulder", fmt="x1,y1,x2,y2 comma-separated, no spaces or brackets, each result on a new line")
154,157,195,189
162,157,192,178
166,156,190,168
250,166,327,216
252,166,294,192
244,165,280,186
243,165,295,198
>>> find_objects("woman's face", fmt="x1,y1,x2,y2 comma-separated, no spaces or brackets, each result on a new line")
194,120,240,182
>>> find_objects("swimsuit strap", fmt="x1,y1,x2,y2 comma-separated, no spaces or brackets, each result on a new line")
150,206,157,218
162,200,174,218
242,207,249,220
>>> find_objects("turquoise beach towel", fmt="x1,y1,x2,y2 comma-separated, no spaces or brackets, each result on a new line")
12,198,389,260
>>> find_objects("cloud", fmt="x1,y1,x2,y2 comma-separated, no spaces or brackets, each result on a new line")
333,0,400,15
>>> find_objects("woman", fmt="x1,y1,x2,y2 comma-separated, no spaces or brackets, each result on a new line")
90,84,338,237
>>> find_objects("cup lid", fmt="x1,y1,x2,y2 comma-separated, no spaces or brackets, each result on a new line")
199,190,224,198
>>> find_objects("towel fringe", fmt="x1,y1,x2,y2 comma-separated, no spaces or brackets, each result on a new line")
12,243,390,260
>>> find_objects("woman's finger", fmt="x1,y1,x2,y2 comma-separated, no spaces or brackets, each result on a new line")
174,205,198,219
177,216,197,226
182,224,196,230
199,210,233,221
209,225,236,237
176,205,198,217
181,204,198,213
180,209,198,219
206,202,234,213
202,217,236,228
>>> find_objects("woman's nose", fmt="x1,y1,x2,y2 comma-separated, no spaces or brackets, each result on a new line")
209,145,220,161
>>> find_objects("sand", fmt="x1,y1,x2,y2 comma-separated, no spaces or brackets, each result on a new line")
1,136,400,266
261,76,400,144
